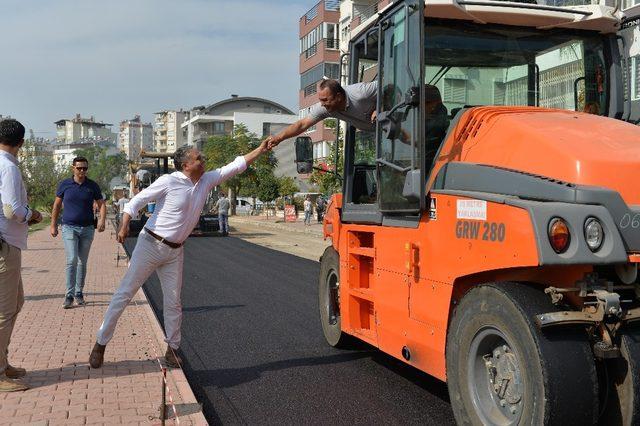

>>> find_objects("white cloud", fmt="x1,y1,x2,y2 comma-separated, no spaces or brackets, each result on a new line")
0,0,311,135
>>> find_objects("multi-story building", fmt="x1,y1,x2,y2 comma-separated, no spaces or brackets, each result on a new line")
119,115,153,160
53,140,119,168
153,110,188,154
181,95,305,186
299,0,341,162
54,114,116,144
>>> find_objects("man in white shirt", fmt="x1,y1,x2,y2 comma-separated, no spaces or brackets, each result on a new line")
90,141,269,369
0,119,42,392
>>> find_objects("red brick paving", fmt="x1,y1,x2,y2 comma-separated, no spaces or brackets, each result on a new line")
0,223,207,425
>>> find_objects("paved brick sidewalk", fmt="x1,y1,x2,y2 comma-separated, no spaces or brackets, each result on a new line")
0,223,207,425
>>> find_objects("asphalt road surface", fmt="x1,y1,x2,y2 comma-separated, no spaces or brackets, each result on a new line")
125,235,455,425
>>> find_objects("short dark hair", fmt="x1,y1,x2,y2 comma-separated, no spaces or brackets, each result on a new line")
0,119,25,147
319,79,346,98
174,145,194,171
72,157,89,166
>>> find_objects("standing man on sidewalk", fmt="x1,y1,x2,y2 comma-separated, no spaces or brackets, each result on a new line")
215,191,230,236
50,157,106,308
0,119,42,392
90,141,270,369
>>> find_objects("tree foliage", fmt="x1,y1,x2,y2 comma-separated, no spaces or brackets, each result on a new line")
309,119,344,195
19,141,67,212
278,176,299,198
203,124,277,214
73,146,128,197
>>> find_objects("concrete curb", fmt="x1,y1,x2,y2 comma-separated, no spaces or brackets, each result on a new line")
230,216,324,237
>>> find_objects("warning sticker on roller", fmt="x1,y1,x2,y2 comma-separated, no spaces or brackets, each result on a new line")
456,199,487,221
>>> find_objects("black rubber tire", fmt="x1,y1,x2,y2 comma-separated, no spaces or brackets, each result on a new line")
446,282,599,426
600,327,640,425
318,246,350,348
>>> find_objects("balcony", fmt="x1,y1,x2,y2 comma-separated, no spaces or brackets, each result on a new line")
352,2,379,29
302,38,339,59
302,0,340,24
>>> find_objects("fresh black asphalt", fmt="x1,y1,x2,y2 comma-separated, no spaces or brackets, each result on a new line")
124,236,455,425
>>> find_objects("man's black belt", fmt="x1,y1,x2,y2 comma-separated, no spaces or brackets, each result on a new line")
144,228,183,249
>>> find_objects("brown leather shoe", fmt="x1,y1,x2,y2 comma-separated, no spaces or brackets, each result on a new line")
0,374,28,392
89,342,106,369
5,365,26,379
164,346,182,368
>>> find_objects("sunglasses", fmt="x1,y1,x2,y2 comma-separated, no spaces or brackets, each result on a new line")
74,166,88,171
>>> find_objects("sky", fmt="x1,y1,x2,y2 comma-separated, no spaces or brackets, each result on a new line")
0,0,312,138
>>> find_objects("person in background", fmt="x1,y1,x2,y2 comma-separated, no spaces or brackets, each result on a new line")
50,157,106,309
0,119,42,392
316,196,326,223
303,195,313,226
215,192,230,236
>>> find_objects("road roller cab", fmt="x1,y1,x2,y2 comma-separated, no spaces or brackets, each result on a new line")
296,0,640,423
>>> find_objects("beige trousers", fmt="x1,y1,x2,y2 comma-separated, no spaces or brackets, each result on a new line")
0,241,23,375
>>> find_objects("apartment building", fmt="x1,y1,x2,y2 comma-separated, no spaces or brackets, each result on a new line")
299,0,341,161
54,114,116,144
180,95,310,189
153,110,188,154
53,140,119,168
119,115,153,160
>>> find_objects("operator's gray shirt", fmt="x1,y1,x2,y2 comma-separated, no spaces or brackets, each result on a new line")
309,81,378,131
216,197,230,215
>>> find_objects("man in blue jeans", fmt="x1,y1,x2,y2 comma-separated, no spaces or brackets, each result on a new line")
50,157,106,308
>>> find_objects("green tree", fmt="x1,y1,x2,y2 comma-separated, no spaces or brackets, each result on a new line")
278,176,299,198
19,141,67,213
73,146,128,198
204,124,277,215
256,171,280,217
309,119,344,195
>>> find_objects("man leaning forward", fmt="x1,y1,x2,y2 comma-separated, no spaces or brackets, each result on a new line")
90,141,269,368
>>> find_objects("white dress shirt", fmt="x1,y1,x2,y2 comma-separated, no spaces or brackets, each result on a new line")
0,151,31,250
124,156,247,244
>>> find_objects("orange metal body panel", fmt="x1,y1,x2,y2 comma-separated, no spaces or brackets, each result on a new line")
428,107,640,205
327,193,541,380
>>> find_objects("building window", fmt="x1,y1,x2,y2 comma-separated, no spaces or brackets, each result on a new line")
304,83,318,97
262,123,271,138
213,122,225,134
493,81,506,105
301,22,340,57
324,23,338,49
301,62,341,91
444,78,467,104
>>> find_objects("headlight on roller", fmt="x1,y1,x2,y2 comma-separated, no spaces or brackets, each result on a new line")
584,217,604,252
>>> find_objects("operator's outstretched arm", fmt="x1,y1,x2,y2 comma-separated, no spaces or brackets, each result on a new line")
264,117,318,149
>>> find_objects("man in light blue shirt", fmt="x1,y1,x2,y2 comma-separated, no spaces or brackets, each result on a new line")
0,119,42,392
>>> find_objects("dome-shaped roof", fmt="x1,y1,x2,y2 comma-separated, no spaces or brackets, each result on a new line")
203,97,294,115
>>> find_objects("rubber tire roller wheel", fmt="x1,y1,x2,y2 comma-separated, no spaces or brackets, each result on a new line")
600,327,640,425
318,246,351,348
446,282,599,426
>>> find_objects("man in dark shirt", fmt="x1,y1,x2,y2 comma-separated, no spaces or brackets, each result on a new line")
50,157,106,308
